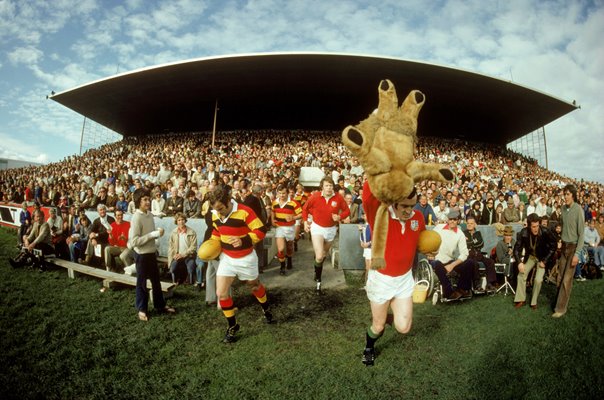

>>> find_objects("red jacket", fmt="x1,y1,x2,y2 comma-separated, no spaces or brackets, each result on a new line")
302,191,350,228
363,181,425,277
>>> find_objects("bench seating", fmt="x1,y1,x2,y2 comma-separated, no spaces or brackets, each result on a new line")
47,258,175,299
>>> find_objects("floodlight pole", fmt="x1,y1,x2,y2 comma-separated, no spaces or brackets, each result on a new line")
79,117,87,155
542,127,548,170
211,100,218,149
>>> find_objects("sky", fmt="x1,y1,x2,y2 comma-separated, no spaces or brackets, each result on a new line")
0,0,602,183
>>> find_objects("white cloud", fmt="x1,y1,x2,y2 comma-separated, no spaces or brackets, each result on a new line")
7,46,44,65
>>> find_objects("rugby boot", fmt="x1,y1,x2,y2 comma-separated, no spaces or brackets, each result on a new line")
362,347,376,366
263,309,274,324
223,324,240,343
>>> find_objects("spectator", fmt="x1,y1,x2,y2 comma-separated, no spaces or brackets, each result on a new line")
167,212,198,285
480,198,496,225
413,194,437,225
163,187,183,216
151,188,166,217
503,199,520,224
431,210,474,300
495,225,516,277
104,209,134,272
68,215,91,263
9,209,53,270
127,192,175,321
584,219,603,271
17,202,31,247
553,184,585,318
343,193,361,224
513,213,556,310
84,204,115,266
463,216,498,293
433,198,449,224
183,190,201,219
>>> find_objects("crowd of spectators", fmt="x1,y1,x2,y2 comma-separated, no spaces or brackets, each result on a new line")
1,129,602,233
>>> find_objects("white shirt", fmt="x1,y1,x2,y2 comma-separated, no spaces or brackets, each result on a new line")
433,223,469,264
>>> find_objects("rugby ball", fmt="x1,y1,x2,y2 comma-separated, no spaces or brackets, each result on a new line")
198,239,222,260
417,230,441,254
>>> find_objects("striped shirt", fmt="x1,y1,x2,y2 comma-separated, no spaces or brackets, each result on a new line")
211,200,267,258
272,198,302,227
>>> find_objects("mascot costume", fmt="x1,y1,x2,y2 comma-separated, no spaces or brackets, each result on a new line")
342,79,453,268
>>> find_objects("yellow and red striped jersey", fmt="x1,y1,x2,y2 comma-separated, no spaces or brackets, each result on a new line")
272,198,302,227
211,200,267,258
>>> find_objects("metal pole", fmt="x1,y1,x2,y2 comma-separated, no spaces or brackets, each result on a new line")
211,100,218,149
542,127,548,170
79,117,87,155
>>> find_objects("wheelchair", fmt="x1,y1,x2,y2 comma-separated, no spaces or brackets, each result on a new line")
412,257,472,305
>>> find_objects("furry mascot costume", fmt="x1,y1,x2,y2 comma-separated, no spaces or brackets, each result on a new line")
342,79,454,269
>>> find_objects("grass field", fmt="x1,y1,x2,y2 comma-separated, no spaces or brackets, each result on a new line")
1,226,603,400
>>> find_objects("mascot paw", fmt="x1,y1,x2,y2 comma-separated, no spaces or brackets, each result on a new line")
370,257,386,270
439,168,454,181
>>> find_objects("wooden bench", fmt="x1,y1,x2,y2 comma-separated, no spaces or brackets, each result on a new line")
48,258,176,299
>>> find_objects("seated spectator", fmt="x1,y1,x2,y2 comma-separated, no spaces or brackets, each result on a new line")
503,198,520,224
17,202,31,246
163,187,184,216
463,216,498,292
104,209,134,272
168,212,198,284
513,213,556,309
343,193,361,223
80,187,98,210
151,188,166,217
67,215,91,263
467,200,482,223
431,210,474,300
47,207,68,260
480,199,496,225
83,204,115,266
183,190,201,219
413,194,437,225
584,219,603,271
9,209,54,270
495,203,505,224
115,192,129,212
496,225,516,277
433,198,449,224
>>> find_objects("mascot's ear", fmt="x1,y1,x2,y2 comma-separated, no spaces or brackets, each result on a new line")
346,127,364,147
407,187,417,199
439,169,454,181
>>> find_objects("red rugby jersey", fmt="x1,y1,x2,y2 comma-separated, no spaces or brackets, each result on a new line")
362,181,425,277
302,191,350,228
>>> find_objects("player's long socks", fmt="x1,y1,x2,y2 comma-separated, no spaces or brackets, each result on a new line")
219,297,237,327
314,259,324,282
252,283,269,312
365,326,384,349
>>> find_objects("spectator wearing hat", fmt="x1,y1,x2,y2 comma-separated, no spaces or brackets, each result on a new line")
503,199,520,224
431,210,474,300
496,225,517,277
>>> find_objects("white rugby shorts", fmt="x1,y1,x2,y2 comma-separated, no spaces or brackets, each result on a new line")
310,222,338,242
217,251,259,281
366,269,414,304
363,248,372,260
275,225,296,241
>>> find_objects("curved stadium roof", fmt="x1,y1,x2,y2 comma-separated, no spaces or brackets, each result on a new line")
50,52,578,146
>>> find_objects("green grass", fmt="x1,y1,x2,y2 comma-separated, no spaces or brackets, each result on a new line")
1,226,603,400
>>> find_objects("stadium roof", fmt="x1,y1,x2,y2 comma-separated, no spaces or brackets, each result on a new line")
51,52,578,145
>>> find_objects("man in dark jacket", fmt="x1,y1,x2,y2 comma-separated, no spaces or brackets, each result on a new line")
84,203,116,266
513,213,556,309
463,216,498,293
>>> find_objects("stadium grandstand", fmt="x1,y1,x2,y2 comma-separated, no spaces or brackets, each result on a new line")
1,53,602,234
